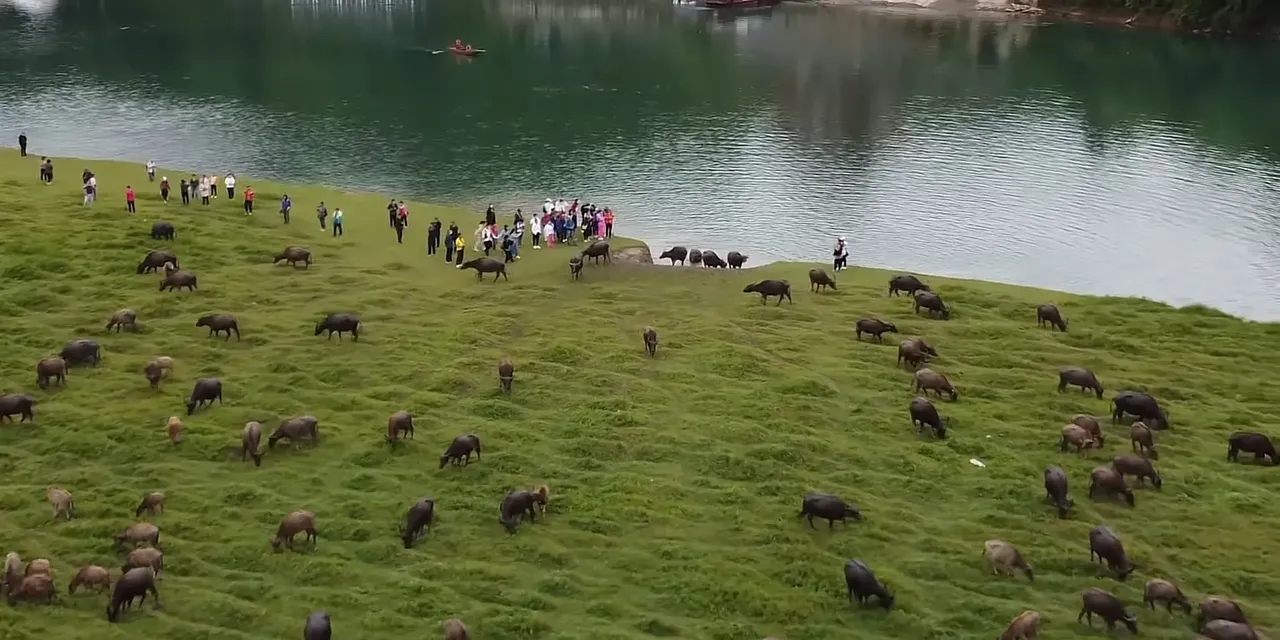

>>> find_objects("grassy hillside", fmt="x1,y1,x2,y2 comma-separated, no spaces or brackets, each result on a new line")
0,149,1277,640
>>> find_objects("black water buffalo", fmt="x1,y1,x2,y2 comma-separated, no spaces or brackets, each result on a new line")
0,393,37,423
136,250,178,274
149,221,175,241
855,318,897,342
400,498,435,549
186,378,223,415
315,314,360,341
688,249,703,266
1037,304,1068,332
460,257,508,282
726,251,748,269
844,560,894,609
60,339,101,366
580,241,611,265
888,274,929,297
1112,391,1168,430
798,494,861,529
274,246,312,268
909,397,946,438
196,314,240,340
743,280,792,306
913,291,949,319
809,268,836,292
569,256,583,280
1227,432,1277,465
701,251,727,268
659,246,688,265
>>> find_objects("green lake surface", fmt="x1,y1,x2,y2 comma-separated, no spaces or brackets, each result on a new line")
2,0,1280,318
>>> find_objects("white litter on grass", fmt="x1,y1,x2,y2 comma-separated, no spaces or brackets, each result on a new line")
969,458,986,468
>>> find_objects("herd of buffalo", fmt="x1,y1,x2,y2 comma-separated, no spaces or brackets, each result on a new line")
0,212,1274,640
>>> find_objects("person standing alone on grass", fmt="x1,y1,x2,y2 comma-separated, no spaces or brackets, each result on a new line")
83,172,96,207
224,172,236,200
332,207,344,236
160,176,170,204
427,217,441,255
18,133,27,156
243,186,255,215
280,194,292,224
126,185,136,213
317,201,328,230
146,160,156,182
454,233,467,267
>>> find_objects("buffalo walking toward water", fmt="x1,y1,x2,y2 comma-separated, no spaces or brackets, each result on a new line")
743,280,792,306
659,246,688,265
315,314,360,341
460,257,508,282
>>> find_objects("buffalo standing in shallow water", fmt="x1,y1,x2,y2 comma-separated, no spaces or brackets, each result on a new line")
315,314,360,341
658,246,688,265
743,280,792,306
460,257,508,282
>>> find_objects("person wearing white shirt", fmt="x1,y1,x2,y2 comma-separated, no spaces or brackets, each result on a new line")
542,198,552,215
145,160,156,182
224,173,236,200
83,175,96,206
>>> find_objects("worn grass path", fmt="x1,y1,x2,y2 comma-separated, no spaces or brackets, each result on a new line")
0,149,1278,640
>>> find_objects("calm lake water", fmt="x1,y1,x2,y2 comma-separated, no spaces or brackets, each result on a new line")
2,0,1280,319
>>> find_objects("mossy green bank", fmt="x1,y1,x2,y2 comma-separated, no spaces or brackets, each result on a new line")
0,150,1277,639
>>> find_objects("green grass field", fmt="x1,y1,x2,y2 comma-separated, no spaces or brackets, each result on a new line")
0,149,1277,640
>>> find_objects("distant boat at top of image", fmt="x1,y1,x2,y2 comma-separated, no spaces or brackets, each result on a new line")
703,0,781,8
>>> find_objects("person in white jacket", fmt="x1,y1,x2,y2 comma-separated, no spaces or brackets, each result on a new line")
224,173,236,200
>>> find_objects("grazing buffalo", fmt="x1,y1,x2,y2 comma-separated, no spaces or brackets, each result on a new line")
269,416,320,449
580,241,611,265
888,275,929,297
701,250,727,269
400,498,435,549
913,291,950,319
60,339,101,367
159,268,197,292
659,246,688,265
909,397,946,438
136,249,178,274
688,249,703,266
1037,304,1068,332
273,246,312,268
499,489,547,533
1112,390,1168,430
1227,432,1277,465
1089,526,1136,580
843,560,893,609
186,378,223,415
36,357,67,390
1059,367,1104,398
150,221,175,241
809,268,837,292
743,280,792,306
106,567,160,622
1143,578,1192,615
1078,587,1138,633
855,318,897,342
1089,467,1135,507
460,257,508,282
726,251,748,269
387,410,414,444
440,434,482,468
106,309,138,333
643,327,658,357
315,314,360,341
1044,466,1073,518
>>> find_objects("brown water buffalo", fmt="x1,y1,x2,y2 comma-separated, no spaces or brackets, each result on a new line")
274,246,312,268
36,356,67,389
242,421,264,466
60,339,101,366
387,410,414,444
809,268,837,292
1059,367,1104,398
1037,304,1068,332
1089,466,1135,507
1078,587,1138,633
983,539,1033,581
855,318,897,342
106,309,138,332
1113,454,1162,488
269,416,320,449
998,610,1042,640
913,291,949,319
159,268,197,292
914,368,957,400
196,314,240,340
1143,578,1191,614
498,357,514,394
581,241,611,265
272,510,318,551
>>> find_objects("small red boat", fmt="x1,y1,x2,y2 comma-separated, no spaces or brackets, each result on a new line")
449,46,483,57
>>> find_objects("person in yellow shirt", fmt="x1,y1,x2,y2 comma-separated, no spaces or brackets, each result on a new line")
454,235,467,267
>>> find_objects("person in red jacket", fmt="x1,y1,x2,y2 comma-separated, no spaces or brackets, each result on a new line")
125,185,136,213
243,186,255,215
